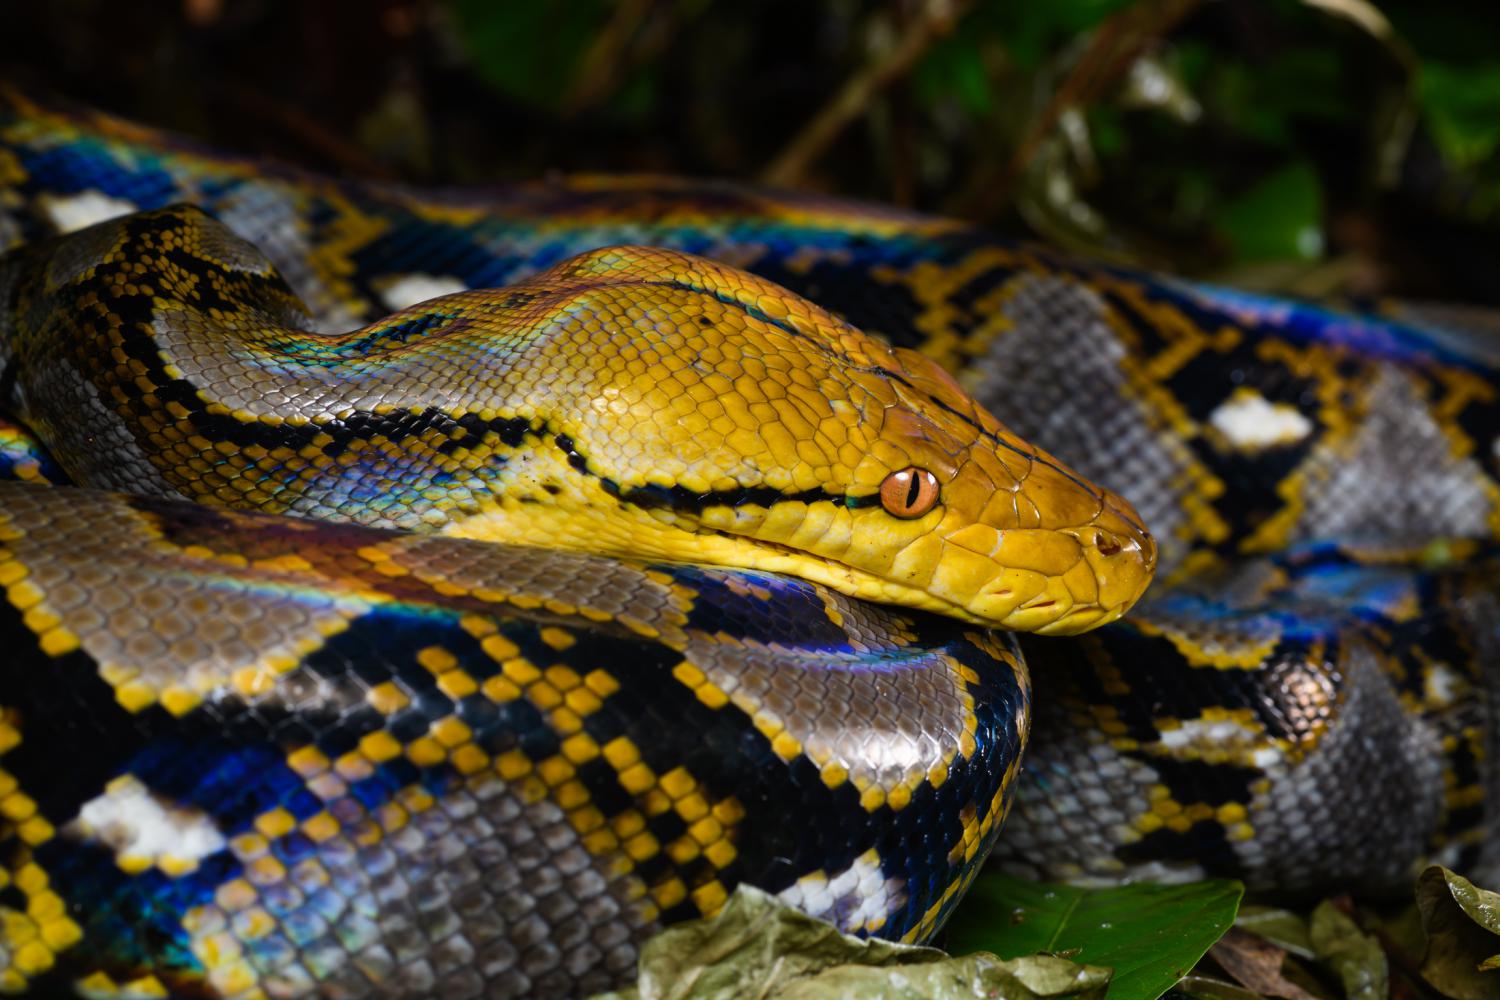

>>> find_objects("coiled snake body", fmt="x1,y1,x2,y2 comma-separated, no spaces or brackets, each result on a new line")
0,88,1497,998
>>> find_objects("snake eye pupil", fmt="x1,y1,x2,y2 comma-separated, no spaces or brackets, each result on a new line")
880,467,940,519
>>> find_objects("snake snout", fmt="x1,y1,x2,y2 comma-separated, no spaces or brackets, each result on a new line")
1088,527,1154,605
1034,491,1156,636
937,441,1155,634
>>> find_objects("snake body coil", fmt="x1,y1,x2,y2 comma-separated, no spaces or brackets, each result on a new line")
0,87,1497,998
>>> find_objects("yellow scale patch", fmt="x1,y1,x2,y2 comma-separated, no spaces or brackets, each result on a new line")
0,771,83,989
1129,618,1283,672
1125,701,1294,845
1,505,408,721
1058,676,1271,847
1098,279,1240,561
872,245,1037,371
198,608,754,945
464,620,748,918
0,531,84,986
0,511,80,660
1131,783,1254,842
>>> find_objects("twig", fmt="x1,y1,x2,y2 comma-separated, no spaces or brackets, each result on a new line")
973,0,1200,218
561,0,656,115
886,0,920,205
760,0,973,189
223,86,400,180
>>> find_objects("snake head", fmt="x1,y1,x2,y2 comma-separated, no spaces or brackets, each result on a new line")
831,345,1158,634
495,246,1156,635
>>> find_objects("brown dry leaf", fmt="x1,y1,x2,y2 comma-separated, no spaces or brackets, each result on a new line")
1209,927,1318,1000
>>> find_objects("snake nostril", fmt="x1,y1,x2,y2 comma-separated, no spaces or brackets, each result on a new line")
1094,532,1122,557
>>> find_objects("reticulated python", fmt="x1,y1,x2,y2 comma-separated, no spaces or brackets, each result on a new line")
0,87,1496,999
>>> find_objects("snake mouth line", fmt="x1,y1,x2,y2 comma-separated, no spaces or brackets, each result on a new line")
682,523,978,620
686,521,1116,631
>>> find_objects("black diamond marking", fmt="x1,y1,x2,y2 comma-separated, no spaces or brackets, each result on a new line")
0,602,170,827
1118,822,1243,878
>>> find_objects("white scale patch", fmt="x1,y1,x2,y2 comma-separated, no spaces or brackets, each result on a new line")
41,190,139,234
776,848,905,934
1425,662,1462,707
1157,717,1282,769
1208,389,1313,451
64,774,225,872
377,273,469,311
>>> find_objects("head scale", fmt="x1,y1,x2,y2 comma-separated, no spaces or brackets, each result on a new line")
471,245,1156,634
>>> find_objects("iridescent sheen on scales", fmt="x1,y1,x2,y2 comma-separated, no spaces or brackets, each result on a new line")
0,86,1499,1000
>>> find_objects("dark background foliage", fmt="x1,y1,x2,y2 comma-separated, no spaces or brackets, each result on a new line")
2,0,1497,299
5,5,1500,995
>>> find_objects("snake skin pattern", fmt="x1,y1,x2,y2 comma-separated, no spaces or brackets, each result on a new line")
0,86,1498,997
0,207,1151,635
0,478,1027,998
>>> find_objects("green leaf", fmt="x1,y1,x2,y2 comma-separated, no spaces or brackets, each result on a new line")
916,33,995,115
1212,161,1325,263
1415,866,1500,1000
444,0,609,110
946,873,1243,1000
1416,61,1500,171
777,953,1112,1000
1307,902,1386,1000
592,884,1111,1000
1233,906,1314,959
955,0,1135,72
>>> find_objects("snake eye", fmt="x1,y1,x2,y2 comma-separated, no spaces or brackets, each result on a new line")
879,467,940,519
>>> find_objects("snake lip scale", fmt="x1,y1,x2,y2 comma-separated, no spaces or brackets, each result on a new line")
0,85,1496,999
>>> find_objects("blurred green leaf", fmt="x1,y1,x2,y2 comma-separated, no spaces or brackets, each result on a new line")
1417,61,1500,171
947,873,1242,1000
1212,161,1324,262
1003,0,1140,68
1198,48,1349,150
1308,902,1385,1000
446,0,609,110
1233,907,1314,960
1089,106,1127,157
926,0,1133,80
916,32,996,115
1202,61,1290,146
